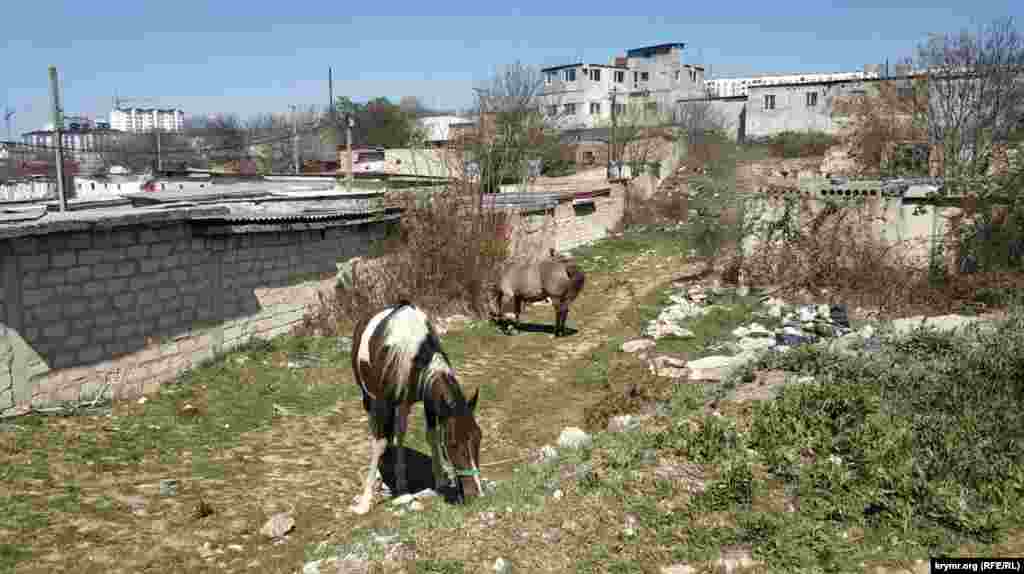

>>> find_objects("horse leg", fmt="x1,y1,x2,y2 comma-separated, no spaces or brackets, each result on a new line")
551,298,564,337
350,432,388,515
512,296,523,333
425,411,446,490
393,403,412,496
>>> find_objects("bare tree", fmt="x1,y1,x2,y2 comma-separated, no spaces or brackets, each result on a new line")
465,62,567,199
919,17,1024,196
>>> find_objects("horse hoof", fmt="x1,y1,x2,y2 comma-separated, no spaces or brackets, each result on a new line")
349,503,371,515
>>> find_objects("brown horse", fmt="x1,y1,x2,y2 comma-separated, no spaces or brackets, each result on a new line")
349,300,483,515
492,248,586,337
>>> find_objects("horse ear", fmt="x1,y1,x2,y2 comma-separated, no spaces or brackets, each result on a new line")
468,389,479,414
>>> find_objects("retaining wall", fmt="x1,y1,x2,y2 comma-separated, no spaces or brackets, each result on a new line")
0,210,393,415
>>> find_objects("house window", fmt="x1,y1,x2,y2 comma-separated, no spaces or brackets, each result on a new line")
763,94,776,110
615,71,625,83
806,92,818,107
641,72,649,81
564,103,577,115
589,102,601,115
613,103,626,115
690,69,697,82
589,68,601,82
563,68,576,82
547,105,558,116
674,70,680,81
545,72,554,85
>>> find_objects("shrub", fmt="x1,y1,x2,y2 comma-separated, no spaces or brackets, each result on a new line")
297,183,511,335
762,131,837,159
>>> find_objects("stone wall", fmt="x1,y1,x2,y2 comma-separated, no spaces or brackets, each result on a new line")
0,212,394,414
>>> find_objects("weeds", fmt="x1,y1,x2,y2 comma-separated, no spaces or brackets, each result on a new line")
297,183,511,335
760,131,838,159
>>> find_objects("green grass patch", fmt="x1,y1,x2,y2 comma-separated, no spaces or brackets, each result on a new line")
571,227,688,274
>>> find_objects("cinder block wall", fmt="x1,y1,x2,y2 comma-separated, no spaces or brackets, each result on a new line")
0,219,391,414
505,184,625,260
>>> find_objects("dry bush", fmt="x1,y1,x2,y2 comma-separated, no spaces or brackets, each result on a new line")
298,183,512,336
739,195,1024,315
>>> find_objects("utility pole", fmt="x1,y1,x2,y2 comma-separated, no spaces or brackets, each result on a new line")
49,65,68,211
290,105,299,175
3,107,14,141
155,129,162,173
346,114,354,193
609,89,618,179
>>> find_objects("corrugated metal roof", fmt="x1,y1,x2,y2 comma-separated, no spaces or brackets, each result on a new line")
0,206,47,223
124,188,274,204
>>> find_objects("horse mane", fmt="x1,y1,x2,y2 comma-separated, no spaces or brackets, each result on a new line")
378,304,452,400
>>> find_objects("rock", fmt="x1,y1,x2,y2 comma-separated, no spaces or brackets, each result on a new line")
542,528,562,543
686,353,755,382
553,489,564,500
650,355,689,379
259,512,294,539
413,489,438,499
557,427,592,449
639,449,659,466
336,559,371,574
889,314,992,337
660,565,697,574
644,319,696,340
531,444,559,464
623,514,638,537
716,545,760,574
303,558,337,574
493,557,512,573
621,339,656,353
830,304,851,329
798,305,817,323
735,337,776,352
159,479,178,497
607,415,640,433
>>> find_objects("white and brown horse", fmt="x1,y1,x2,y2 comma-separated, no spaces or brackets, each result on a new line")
349,300,483,515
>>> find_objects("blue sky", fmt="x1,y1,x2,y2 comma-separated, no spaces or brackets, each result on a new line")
2,1,1021,137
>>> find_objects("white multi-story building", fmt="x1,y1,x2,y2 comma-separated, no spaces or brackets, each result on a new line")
705,65,884,98
539,43,707,130
109,107,185,133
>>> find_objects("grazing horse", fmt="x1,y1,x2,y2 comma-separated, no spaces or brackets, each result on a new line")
349,300,483,515
492,248,586,337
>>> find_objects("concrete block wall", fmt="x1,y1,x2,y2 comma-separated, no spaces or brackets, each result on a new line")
505,184,625,260
0,219,391,414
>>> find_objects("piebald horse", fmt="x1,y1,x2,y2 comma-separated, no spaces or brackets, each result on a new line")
349,300,483,515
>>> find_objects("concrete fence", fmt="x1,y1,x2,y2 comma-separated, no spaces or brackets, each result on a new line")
0,209,395,415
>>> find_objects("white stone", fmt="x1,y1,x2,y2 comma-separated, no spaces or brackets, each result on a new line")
413,489,438,499
259,512,294,539
621,339,656,353
736,337,776,352
493,557,512,573
608,415,640,433
650,355,689,379
686,353,756,382
660,565,697,574
553,489,563,500
557,427,592,449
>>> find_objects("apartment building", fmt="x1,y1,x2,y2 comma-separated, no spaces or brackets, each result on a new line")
109,107,185,133
705,65,886,98
539,43,707,130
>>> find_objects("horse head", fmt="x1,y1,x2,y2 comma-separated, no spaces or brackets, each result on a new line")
442,383,483,501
